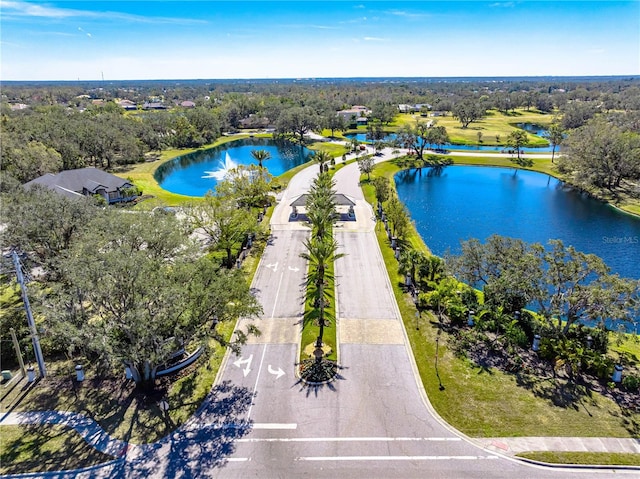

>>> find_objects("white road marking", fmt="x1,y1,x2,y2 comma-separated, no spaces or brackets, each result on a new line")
251,423,298,430
267,364,285,379
227,458,250,462
297,455,499,461
246,345,267,419
238,437,461,443
232,354,253,377
270,271,285,319
266,262,278,272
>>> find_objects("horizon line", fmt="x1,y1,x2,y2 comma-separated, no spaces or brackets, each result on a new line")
3,74,640,84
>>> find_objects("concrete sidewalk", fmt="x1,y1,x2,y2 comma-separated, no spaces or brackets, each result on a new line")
3,409,638,461
478,436,640,456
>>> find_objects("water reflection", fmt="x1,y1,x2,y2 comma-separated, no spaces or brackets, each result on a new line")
155,138,312,196
395,165,640,281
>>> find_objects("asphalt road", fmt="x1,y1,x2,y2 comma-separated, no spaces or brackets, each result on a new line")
9,154,635,479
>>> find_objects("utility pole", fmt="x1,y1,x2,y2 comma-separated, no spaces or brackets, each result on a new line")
10,328,26,377
11,251,46,378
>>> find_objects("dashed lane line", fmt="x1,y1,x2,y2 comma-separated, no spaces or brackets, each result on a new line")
237,436,461,443
296,455,499,462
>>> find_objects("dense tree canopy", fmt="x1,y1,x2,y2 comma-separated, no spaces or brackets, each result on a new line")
449,235,640,334
561,116,640,190
44,209,261,386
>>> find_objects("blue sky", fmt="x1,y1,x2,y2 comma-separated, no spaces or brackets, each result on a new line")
1,1,638,80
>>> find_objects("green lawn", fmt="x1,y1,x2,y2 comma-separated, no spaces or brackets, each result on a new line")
363,163,640,438
0,424,116,475
1,327,233,445
392,109,554,147
517,451,640,466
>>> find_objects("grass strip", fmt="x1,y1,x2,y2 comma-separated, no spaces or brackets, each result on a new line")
299,259,338,363
363,161,640,438
516,451,640,466
0,424,116,475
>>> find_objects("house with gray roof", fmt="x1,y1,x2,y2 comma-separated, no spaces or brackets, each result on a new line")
25,167,137,204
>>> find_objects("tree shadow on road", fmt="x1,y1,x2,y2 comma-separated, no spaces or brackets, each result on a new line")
122,380,254,478
292,364,347,398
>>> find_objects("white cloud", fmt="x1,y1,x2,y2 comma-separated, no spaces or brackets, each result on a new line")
489,2,515,8
280,23,339,30
0,0,206,25
363,36,388,42
385,9,429,19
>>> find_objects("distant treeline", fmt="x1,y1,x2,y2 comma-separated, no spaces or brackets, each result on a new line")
1,77,639,190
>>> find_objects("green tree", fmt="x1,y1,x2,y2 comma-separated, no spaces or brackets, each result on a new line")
507,130,530,166
366,119,386,143
452,99,486,128
548,123,564,163
312,150,332,174
305,172,338,241
399,248,426,287
185,192,255,268
397,121,432,160
300,170,344,358
218,164,273,208
372,176,390,206
540,240,639,335
324,113,346,138
357,155,375,181
561,118,640,190
0,137,62,183
300,236,344,353
1,187,100,277
276,106,318,144
450,236,640,334
44,210,261,387
250,149,271,169
385,196,411,239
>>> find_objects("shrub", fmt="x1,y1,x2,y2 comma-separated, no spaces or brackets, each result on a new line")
505,323,529,348
622,374,640,392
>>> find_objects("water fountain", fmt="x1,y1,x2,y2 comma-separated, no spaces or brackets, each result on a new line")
202,152,237,180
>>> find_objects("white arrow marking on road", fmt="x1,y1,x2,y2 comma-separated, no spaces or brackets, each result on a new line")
266,262,278,272
288,266,300,272
267,364,285,380
233,354,253,377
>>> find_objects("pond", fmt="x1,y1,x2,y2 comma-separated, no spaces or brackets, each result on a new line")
394,166,640,281
344,131,556,153
155,138,312,196
516,122,549,137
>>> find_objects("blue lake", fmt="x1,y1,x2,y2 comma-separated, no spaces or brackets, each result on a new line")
155,138,312,196
344,128,556,153
394,166,640,281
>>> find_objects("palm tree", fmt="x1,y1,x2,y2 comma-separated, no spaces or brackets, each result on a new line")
305,172,338,240
300,236,344,353
399,248,426,287
419,255,445,283
250,149,271,169
313,150,332,173
548,123,563,164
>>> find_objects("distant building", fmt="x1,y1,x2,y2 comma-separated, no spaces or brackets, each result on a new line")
25,167,137,204
142,102,167,110
179,100,196,108
118,99,137,110
337,105,371,122
9,103,28,111
398,103,432,113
